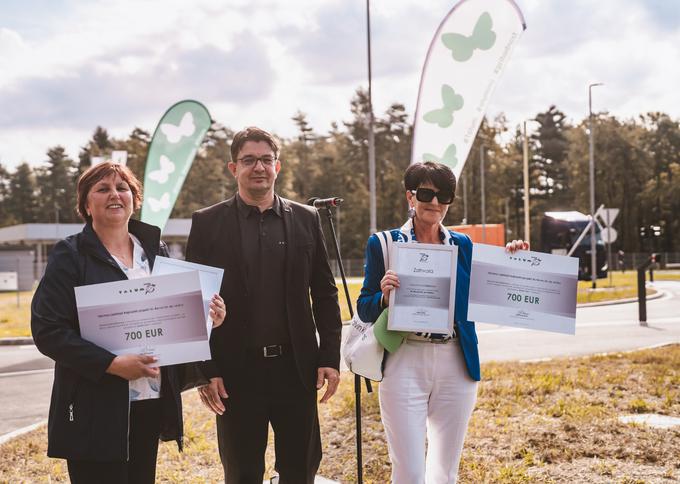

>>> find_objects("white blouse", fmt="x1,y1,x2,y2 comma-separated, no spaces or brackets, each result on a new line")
110,234,161,401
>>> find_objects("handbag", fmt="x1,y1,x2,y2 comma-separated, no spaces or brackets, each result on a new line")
342,230,393,382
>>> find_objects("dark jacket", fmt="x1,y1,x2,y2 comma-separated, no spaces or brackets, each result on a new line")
31,219,190,461
357,225,481,381
185,195,342,392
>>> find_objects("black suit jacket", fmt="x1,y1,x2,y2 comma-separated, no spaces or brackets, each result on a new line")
185,195,342,392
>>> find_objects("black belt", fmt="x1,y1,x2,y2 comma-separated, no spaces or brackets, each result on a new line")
246,344,290,358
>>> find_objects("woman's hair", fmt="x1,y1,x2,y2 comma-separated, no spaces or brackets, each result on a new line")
76,162,143,222
230,126,280,162
403,161,457,193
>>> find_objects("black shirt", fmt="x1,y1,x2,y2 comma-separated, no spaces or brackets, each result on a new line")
236,193,290,347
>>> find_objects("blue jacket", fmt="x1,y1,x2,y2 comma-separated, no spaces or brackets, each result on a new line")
357,226,480,381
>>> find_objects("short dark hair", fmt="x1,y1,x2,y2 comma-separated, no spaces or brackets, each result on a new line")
230,126,280,162
404,161,456,194
76,162,143,222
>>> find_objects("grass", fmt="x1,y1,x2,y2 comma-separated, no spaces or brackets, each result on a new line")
0,291,34,337
2,345,679,482
2,271,678,338
576,270,678,304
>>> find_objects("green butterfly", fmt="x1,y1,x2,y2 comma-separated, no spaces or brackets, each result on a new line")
441,12,496,62
422,144,458,168
423,84,464,128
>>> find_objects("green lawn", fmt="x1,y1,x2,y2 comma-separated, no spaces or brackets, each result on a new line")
2,271,678,339
3,345,678,482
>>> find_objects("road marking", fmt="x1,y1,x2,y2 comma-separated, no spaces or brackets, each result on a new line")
518,340,680,363
0,420,46,445
0,368,52,378
477,316,680,334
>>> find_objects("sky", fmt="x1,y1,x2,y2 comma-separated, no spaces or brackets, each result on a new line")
0,0,678,170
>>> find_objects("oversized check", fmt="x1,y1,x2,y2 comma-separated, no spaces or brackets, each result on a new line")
74,271,210,366
388,242,457,334
468,244,578,334
152,256,224,336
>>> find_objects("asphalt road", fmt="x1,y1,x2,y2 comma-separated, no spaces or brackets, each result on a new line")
2,281,679,442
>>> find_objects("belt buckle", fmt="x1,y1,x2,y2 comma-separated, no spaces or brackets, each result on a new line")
263,345,282,358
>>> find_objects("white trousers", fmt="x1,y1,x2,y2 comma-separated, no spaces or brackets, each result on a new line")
379,340,478,484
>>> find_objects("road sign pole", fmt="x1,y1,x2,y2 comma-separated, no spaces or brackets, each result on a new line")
607,210,612,287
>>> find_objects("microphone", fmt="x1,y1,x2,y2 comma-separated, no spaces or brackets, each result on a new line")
307,197,344,209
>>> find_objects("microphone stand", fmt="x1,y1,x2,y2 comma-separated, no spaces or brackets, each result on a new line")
318,204,368,484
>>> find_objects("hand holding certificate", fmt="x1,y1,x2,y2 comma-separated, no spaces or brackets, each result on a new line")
468,243,579,334
387,242,457,334
75,271,211,366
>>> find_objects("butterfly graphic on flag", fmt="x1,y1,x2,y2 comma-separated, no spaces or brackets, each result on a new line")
442,12,496,62
160,112,196,144
423,85,464,128
147,192,171,213
147,155,176,184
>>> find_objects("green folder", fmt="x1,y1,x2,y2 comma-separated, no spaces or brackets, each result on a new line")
373,308,409,353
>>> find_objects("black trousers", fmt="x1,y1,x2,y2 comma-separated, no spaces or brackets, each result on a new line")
216,351,321,484
67,398,162,484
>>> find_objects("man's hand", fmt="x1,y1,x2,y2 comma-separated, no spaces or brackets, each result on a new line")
505,239,530,253
209,294,226,328
106,354,159,381
198,377,228,415
316,367,340,403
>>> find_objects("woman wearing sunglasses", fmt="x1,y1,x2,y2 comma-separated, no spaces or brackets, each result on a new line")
357,161,528,483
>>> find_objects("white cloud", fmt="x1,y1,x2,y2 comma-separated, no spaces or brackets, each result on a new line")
0,0,679,170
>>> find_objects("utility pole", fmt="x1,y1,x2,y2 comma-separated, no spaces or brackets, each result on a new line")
588,82,603,288
462,170,468,224
522,121,530,243
366,0,376,235
480,145,486,242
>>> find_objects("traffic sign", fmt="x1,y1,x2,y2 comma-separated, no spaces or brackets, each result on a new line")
596,207,619,226
601,227,618,244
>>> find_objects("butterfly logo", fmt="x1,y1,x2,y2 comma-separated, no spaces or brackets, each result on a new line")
422,144,458,168
147,192,170,212
160,112,195,144
423,85,464,128
419,253,429,263
147,155,176,184
441,12,496,62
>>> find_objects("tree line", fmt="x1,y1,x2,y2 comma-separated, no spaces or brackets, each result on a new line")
1,89,678,259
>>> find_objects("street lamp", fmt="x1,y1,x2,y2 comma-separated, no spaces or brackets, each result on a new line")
366,0,376,235
588,82,604,289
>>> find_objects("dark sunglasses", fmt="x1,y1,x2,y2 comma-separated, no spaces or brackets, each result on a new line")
410,188,454,205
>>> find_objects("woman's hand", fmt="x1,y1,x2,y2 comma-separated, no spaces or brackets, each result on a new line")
106,354,159,381
209,294,226,328
380,270,400,307
505,239,530,253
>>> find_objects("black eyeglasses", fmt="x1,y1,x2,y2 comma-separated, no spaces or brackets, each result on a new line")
237,155,277,167
410,188,454,205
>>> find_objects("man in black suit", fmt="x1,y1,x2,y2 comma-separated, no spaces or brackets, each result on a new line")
185,126,342,483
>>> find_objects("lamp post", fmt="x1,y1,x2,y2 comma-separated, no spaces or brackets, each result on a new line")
366,0,376,235
588,82,603,289
522,121,530,243
480,145,486,242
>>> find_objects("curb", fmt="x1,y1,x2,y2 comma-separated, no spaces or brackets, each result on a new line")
0,337,34,346
577,289,664,308
0,420,46,446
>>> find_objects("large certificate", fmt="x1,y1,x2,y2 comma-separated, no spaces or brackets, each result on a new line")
388,242,457,334
468,244,579,334
74,271,210,366
151,256,224,336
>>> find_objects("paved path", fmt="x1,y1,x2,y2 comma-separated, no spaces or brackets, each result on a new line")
0,344,53,437
2,280,678,474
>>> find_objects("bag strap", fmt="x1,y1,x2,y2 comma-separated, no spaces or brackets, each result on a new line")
377,230,393,270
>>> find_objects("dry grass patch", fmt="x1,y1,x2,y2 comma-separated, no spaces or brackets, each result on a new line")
2,345,679,482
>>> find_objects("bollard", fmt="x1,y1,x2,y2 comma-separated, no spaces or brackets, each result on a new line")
637,254,657,326
637,267,647,325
